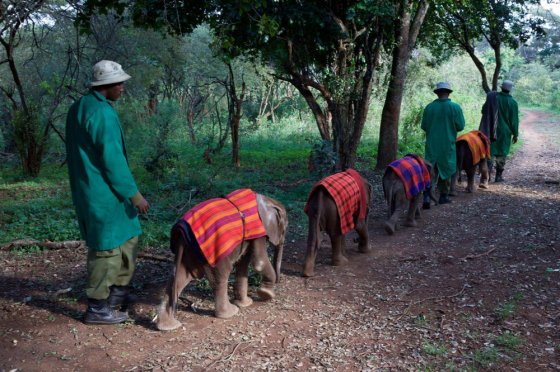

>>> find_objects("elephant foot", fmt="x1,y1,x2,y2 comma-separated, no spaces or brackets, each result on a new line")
215,303,239,319
383,221,395,235
233,297,253,308
332,255,348,266
257,287,275,301
156,311,182,331
358,243,371,253
404,219,417,227
479,182,488,189
302,268,315,277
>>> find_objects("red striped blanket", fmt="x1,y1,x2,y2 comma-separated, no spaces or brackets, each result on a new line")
387,154,431,200
304,169,367,234
178,189,266,267
456,130,491,165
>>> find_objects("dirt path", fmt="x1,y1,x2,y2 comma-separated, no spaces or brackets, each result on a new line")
1,109,559,371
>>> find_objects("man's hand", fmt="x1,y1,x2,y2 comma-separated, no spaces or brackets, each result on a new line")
512,136,518,144
135,197,150,214
131,191,150,214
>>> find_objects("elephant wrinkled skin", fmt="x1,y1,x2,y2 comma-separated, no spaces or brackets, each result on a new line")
302,178,373,277
156,194,287,331
382,161,436,235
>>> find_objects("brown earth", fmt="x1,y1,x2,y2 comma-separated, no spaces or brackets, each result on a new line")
1,109,559,371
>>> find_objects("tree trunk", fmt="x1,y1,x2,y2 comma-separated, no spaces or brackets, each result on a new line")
226,63,245,168
291,80,331,141
376,0,429,170
465,45,491,93
491,40,502,91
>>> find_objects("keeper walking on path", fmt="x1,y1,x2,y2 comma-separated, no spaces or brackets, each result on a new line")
66,60,150,325
421,81,465,206
479,80,519,182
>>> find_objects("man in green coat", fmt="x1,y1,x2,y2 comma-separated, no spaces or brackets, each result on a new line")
490,80,519,182
421,82,465,206
66,60,150,325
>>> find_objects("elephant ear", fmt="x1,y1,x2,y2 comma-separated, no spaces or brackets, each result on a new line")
256,194,288,247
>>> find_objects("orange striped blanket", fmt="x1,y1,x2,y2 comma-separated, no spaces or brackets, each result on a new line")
456,130,491,165
304,169,367,234
176,189,266,267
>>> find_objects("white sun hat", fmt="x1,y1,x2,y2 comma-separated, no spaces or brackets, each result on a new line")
501,80,514,91
433,81,453,93
91,60,131,87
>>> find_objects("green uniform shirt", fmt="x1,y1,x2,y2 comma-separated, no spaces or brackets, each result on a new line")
491,92,519,157
66,90,141,251
421,98,465,180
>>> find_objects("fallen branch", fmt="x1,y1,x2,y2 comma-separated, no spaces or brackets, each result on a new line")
1,239,85,251
205,341,254,369
137,252,173,263
459,247,496,261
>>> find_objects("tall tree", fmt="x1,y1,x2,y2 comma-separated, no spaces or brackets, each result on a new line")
0,0,83,176
424,0,544,93
376,0,429,169
80,0,397,170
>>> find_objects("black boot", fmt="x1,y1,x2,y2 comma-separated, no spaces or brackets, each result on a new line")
422,189,431,210
107,285,137,311
495,169,504,182
438,193,452,204
84,298,129,325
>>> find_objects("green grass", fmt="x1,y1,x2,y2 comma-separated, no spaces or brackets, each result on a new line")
422,342,448,356
495,331,523,350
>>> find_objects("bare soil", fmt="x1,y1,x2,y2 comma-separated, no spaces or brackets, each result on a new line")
1,109,559,371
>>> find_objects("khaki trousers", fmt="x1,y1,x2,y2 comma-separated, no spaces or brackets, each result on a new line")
86,236,139,300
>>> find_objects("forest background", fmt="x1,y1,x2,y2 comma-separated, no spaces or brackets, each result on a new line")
1,0,560,254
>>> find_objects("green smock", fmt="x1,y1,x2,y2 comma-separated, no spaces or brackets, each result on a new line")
421,98,465,180
66,90,141,251
490,92,519,157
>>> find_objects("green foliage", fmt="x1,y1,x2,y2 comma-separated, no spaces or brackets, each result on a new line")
422,342,448,356
495,331,523,350
399,104,425,156
308,140,338,180
470,346,499,368
11,105,48,177
493,293,524,322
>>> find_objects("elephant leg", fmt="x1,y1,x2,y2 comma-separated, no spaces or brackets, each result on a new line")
251,238,276,301
210,262,238,319
356,218,370,253
479,159,489,189
405,196,421,227
157,244,192,331
414,194,422,220
233,251,253,308
449,171,459,196
466,168,476,193
383,198,399,235
330,233,348,266
303,217,320,277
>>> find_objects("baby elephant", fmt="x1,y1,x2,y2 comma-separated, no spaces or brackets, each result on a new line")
302,169,372,277
156,189,287,331
451,130,490,193
382,154,435,235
